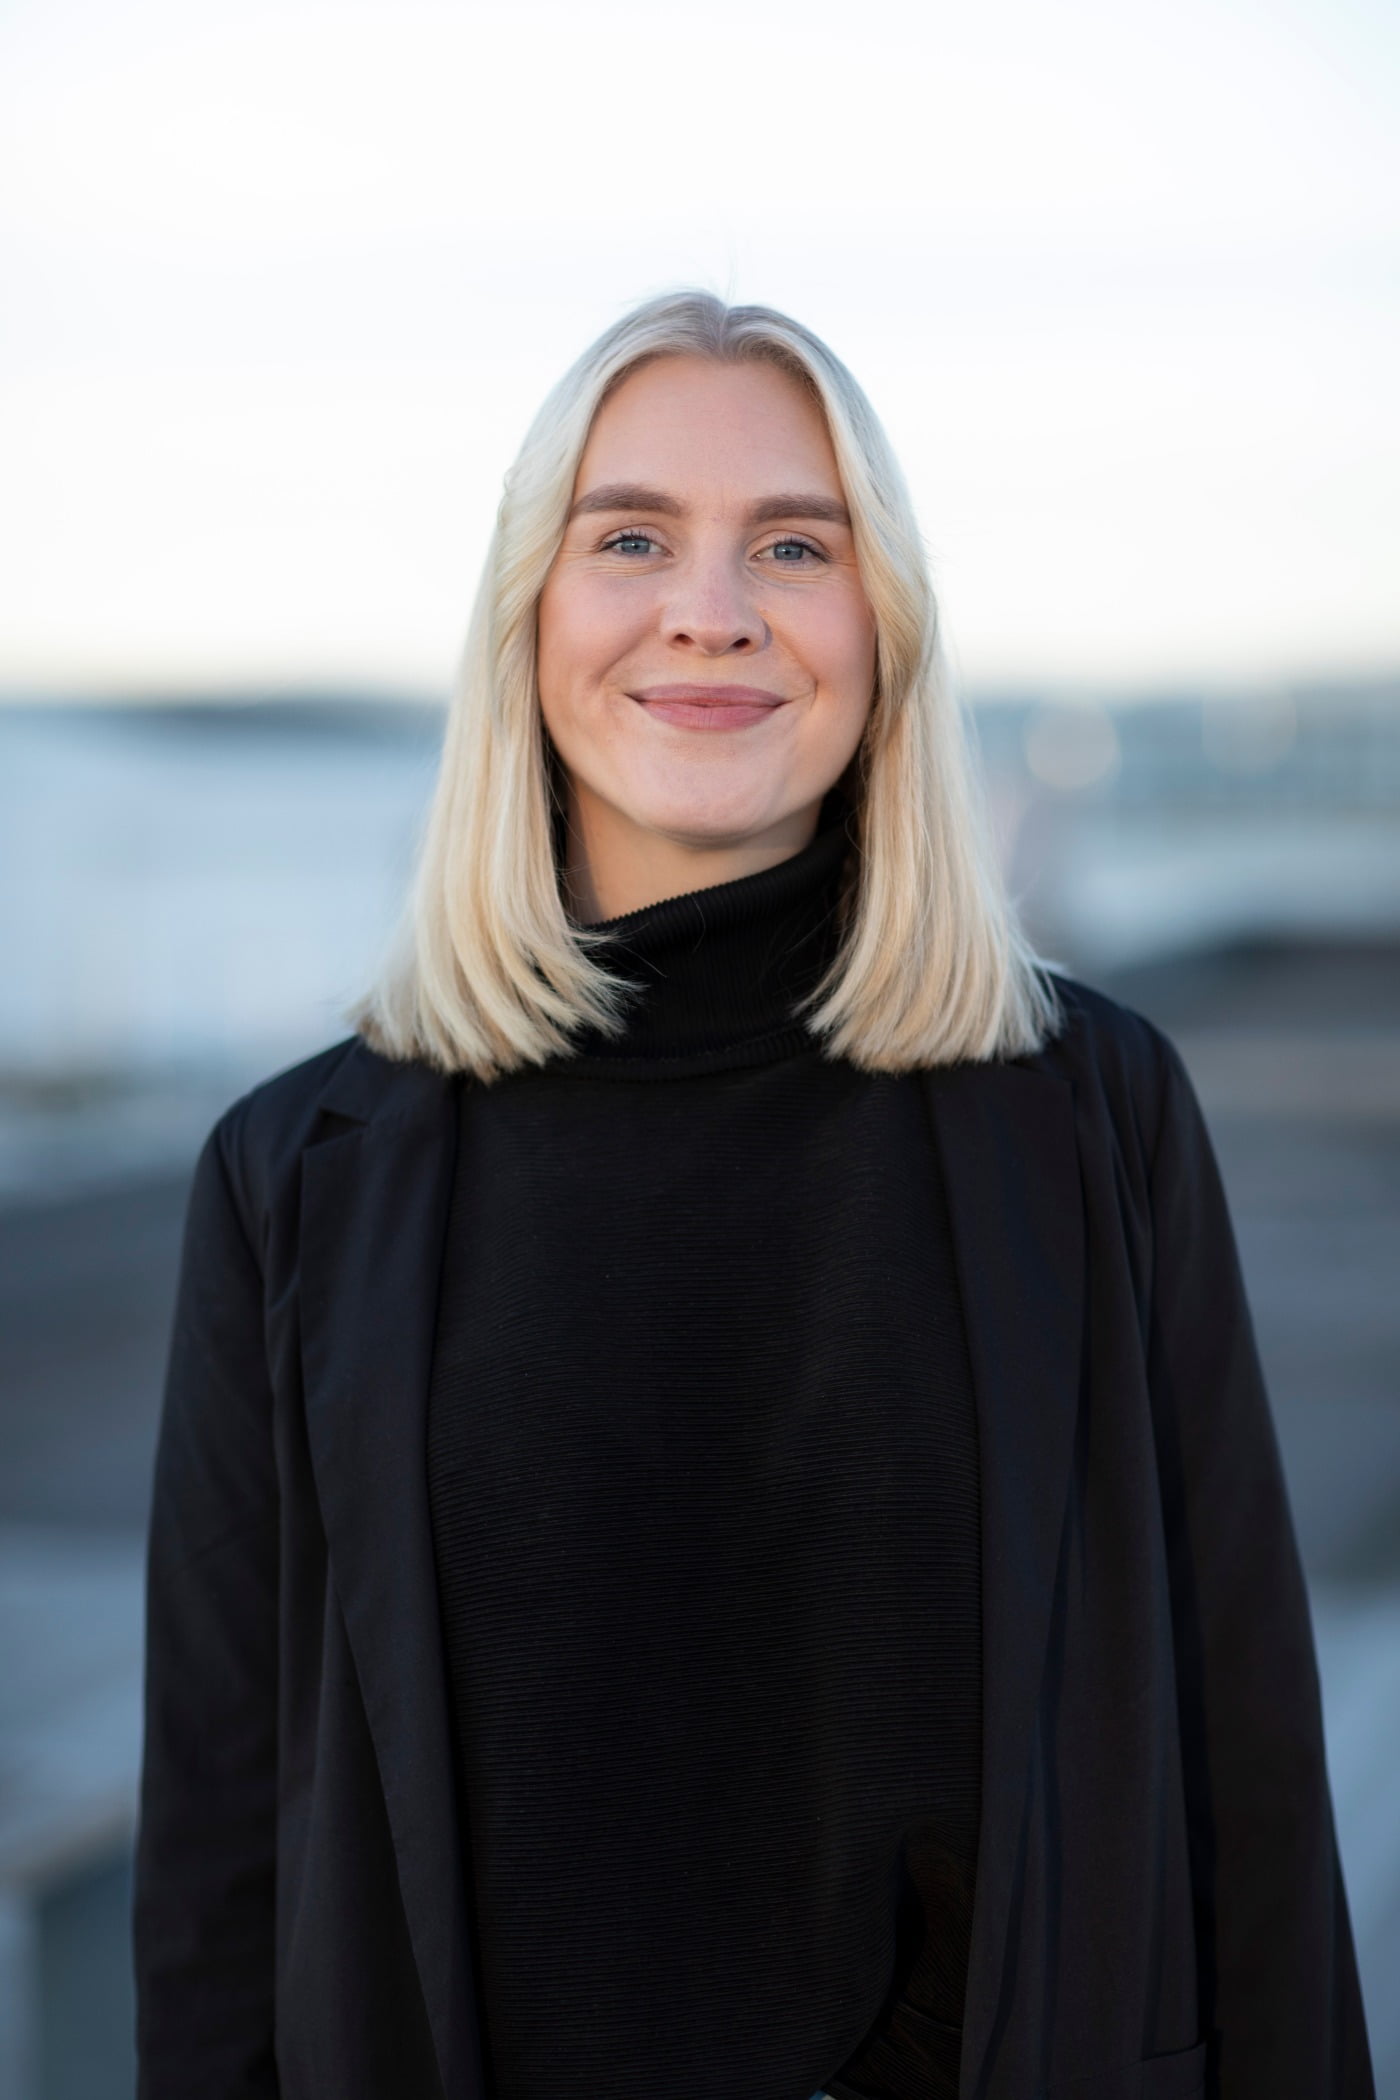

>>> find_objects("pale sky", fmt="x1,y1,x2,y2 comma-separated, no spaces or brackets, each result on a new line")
2,0,1397,696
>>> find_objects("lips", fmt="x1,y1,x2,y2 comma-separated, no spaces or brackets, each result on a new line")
629,684,789,731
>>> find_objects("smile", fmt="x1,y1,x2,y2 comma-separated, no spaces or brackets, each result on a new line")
629,685,790,731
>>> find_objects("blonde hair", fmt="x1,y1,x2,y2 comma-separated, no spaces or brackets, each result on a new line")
350,290,1059,1078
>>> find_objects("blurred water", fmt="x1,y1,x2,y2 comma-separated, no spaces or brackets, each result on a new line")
0,700,442,1074
3,687,1398,1103
0,701,443,1197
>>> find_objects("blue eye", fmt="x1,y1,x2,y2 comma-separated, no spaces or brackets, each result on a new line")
769,538,821,563
603,531,660,556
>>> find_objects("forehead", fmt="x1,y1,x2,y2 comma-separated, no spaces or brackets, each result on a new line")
575,354,844,499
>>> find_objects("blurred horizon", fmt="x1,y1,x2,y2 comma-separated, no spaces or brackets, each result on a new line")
3,674,1398,1127
5,664,1400,709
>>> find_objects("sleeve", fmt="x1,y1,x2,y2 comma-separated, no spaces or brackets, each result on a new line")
1145,1036,1374,2098
132,1107,280,2099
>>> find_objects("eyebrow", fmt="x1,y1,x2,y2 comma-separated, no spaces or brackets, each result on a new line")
568,482,851,528
749,493,851,528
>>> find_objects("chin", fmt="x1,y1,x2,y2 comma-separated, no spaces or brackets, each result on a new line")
627,775,797,848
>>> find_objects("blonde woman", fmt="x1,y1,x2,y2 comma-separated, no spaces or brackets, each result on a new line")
133,294,1372,2100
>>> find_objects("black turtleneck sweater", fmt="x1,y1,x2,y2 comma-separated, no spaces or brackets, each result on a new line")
426,798,981,2100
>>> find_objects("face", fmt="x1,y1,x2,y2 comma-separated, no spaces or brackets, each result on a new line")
537,354,877,881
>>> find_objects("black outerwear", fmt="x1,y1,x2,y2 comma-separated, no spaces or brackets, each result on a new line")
423,813,981,2100
133,980,1375,2100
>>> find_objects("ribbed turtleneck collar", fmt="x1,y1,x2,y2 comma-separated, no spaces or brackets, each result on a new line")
557,791,855,1074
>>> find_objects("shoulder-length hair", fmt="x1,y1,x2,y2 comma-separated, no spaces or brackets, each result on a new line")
350,290,1059,1078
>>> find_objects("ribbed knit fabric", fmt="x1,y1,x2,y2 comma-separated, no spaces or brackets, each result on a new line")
426,794,981,2100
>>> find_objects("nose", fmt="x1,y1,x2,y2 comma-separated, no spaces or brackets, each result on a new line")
660,551,768,656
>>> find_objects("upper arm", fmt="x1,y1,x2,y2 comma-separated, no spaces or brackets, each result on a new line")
134,1108,281,2098
1144,1037,1372,2095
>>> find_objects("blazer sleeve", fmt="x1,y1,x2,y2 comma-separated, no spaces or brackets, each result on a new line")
1144,1036,1374,2097
133,1107,280,2099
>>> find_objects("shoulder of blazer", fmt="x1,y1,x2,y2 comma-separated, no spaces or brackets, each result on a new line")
203,1034,450,1252
1016,968,1186,1177
200,989,1192,1251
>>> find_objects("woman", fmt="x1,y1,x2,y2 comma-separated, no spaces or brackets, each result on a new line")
133,293,1373,2100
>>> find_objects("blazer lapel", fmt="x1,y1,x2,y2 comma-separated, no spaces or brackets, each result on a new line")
299,1045,485,2100
922,1058,1084,2099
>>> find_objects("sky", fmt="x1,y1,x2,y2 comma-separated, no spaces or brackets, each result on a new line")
2,0,1397,698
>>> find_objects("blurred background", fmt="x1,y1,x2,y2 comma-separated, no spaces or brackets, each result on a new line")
2,0,1397,2092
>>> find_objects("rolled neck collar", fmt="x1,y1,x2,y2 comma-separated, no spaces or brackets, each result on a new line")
558,792,856,1071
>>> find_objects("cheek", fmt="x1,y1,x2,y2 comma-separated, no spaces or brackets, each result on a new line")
538,573,647,710
535,577,580,717
794,589,878,711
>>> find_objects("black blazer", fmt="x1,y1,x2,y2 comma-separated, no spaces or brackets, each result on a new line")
133,978,1373,2100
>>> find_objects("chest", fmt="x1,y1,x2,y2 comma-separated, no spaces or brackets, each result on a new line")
428,1059,976,1529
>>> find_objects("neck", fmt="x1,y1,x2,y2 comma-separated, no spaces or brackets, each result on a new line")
559,781,826,926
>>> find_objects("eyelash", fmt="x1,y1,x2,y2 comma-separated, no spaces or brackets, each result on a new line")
598,527,826,564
